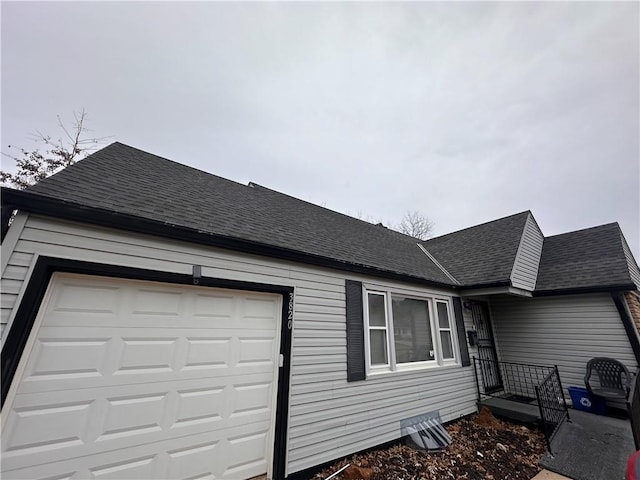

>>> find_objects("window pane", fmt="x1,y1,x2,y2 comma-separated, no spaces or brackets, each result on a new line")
440,331,454,359
368,294,386,327
392,297,434,363
437,302,450,329
369,330,388,365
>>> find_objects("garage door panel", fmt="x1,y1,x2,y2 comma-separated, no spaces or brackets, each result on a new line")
41,313,280,331
22,334,111,382
10,372,275,413
5,372,275,471
48,282,122,316
2,274,281,480
2,399,94,458
18,326,277,394
3,422,271,480
44,278,278,332
17,354,277,394
223,429,269,478
3,413,274,475
240,296,281,320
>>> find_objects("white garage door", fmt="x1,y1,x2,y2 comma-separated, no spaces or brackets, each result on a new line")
1,273,282,480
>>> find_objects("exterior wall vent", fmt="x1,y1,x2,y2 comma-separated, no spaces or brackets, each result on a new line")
400,411,452,450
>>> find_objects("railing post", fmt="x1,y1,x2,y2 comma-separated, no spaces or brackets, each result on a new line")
628,371,640,450
554,365,571,422
536,384,553,455
473,357,481,402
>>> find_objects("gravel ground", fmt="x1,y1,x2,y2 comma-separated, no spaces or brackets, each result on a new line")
308,409,546,480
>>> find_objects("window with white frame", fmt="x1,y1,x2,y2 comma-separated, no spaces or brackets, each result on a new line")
392,296,434,364
365,290,457,372
436,300,455,360
367,292,389,366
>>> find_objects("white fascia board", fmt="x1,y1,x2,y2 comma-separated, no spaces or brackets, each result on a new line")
458,286,533,298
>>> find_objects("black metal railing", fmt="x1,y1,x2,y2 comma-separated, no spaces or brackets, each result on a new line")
535,367,571,454
473,357,555,403
628,373,640,450
473,357,570,454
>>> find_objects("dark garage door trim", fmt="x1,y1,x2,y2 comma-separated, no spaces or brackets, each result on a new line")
1,256,294,480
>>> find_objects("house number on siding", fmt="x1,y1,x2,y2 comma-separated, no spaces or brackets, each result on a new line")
288,293,294,329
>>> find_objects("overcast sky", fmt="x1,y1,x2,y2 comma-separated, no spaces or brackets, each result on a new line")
2,1,639,257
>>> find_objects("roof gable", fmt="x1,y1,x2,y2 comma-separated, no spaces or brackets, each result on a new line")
621,234,640,290
535,223,635,293
420,211,531,287
510,213,544,291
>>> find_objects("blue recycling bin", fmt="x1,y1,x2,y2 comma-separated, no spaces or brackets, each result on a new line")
568,386,606,414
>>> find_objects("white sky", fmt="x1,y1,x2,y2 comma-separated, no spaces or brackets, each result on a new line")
2,1,639,257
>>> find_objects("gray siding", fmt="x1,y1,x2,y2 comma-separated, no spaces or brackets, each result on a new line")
0,215,478,475
510,213,543,291
0,213,30,340
621,234,640,289
490,293,637,393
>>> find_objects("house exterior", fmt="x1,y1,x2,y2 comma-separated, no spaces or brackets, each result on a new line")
1,142,639,480
421,213,640,398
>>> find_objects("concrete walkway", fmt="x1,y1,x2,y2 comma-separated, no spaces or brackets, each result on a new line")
539,409,634,480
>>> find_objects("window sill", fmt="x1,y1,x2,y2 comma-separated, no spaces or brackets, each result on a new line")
367,361,461,378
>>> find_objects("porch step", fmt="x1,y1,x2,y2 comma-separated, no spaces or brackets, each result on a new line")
478,397,541,424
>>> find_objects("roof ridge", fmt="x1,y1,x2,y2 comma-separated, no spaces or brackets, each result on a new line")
248,182,416,240
423,210,531,243
97,148,407,240
545,222,620,240
103,142,255,190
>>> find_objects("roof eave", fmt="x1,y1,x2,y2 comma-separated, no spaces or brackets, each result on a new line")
1,187,458,291
533,283,638,297
459,285,533,298
458,280,513,290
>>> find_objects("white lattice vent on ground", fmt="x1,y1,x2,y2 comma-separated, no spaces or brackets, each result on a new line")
400,411,452,451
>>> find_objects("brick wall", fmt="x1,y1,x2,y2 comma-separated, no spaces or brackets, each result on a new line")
625,291,640,334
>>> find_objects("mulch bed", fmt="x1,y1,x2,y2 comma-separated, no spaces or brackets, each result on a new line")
308,408,546,480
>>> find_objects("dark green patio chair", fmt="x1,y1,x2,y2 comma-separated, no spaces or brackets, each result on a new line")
584,357,632,401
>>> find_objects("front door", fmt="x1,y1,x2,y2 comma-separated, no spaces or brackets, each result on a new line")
471,301,503,393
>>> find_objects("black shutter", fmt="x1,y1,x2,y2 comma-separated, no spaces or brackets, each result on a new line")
346,279,366,381
452,296,471,367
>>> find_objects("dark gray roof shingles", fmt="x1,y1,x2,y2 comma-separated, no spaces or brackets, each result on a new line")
18,143,640,292
535,223,634,292
27,142,453,285
420,212,530,287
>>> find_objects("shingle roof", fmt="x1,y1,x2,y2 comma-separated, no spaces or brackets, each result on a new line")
26,142,454,285
420,212,530,287
7,142,638,293
535,223,635,292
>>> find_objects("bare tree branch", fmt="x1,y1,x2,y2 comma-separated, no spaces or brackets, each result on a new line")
1,110,111,189
397,210,434,240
